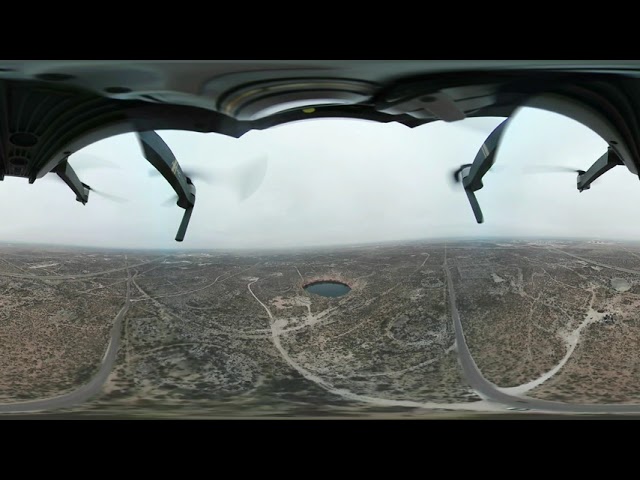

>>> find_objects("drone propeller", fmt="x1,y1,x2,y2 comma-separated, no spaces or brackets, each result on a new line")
43,171,127,204
86,186,127,203
148,166,214,184
522,165,585,174
236,155,268,201
69,152,121,171
146,149,269,243
161,195,179,207
148,154,268,202
451,164,505,188
451,163,473,185
524,149,623,192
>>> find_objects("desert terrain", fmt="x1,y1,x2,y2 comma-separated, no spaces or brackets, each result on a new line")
1,239,640,417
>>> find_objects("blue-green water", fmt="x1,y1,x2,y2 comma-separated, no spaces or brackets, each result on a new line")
304,281,351,298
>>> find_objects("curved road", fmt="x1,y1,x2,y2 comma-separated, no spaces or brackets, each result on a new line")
445,257,640,414
0,269,131,413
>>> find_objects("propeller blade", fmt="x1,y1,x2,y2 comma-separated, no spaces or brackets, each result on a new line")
44,174,127,203
69,153,121,171
87,186,128,204
234,154,268,201
523,165,585,174
148,154,268,202
148,167,214,184
451,164,472,185
162,195,178,207
183,168,214,184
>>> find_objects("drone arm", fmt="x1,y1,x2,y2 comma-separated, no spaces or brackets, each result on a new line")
459,118,510,223
463,119,509,191
136,131,196,241
53,159,90,204
577,148,624,192
136,131,194,204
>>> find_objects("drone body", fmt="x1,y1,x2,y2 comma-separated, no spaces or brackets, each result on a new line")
1,60,640,240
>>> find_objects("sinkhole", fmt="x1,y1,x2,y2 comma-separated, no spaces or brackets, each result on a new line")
303,281,351,298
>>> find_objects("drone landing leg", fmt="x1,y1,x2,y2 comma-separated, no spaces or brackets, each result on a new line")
175,207,193,242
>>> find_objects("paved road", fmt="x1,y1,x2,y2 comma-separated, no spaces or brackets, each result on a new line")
0,269,131,413
444,257,640,414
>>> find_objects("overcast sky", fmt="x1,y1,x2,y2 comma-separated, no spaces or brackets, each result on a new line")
1,107,638,250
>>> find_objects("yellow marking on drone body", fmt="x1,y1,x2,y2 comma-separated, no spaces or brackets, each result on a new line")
303,107,316,113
